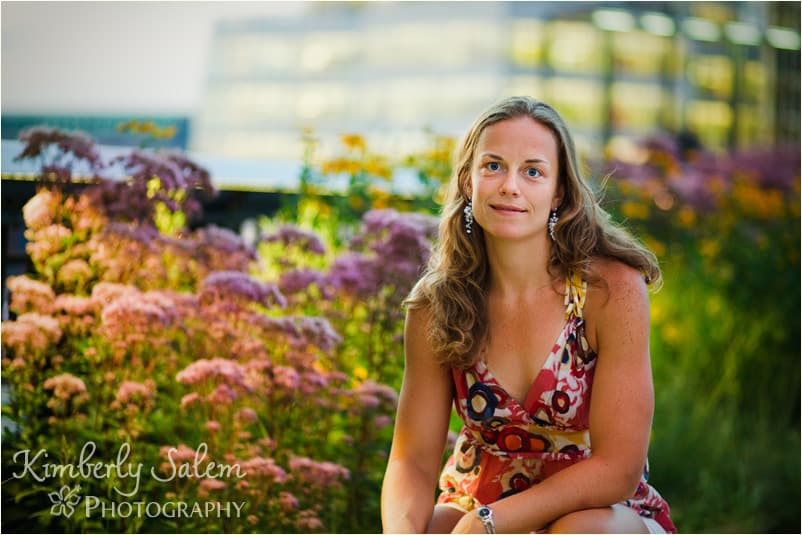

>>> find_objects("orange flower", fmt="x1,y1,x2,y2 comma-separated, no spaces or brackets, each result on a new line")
676,206,696,227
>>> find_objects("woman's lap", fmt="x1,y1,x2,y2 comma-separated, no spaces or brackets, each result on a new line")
426,502,662,534
545,504,652,534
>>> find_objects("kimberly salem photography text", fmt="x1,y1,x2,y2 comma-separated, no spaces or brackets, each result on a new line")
10,441,247,520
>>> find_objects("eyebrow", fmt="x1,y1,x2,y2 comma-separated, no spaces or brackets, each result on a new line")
480,152,552,167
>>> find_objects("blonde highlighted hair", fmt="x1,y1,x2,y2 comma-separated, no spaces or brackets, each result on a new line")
405,96,660,369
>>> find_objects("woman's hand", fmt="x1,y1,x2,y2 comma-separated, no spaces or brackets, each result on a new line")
451,511,482,533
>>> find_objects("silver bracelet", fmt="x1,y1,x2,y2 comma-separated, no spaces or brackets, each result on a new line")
477,505,496,534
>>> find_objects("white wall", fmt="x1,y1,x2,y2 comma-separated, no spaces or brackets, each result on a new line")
1,1,309,115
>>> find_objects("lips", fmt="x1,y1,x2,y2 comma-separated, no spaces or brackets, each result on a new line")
490,203,527,213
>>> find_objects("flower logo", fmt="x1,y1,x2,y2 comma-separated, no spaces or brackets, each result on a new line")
48,485,81,518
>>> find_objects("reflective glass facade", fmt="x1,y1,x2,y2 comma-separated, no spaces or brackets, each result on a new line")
193,1,800,161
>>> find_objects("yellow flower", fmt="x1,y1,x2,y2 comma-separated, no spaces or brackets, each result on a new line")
661,323,681,345
732,182,784,219
321,158,359,176
621,200,649,219
369,188,391,209
643,236,666,258
354,366,368,381
706,295,722,315
650,300,664,323
348,194,366,211
699,239,719,259
364,155,392,180
340,133,366,152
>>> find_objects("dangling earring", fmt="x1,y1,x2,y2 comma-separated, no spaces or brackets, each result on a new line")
548,209,559,241
464,201,474,234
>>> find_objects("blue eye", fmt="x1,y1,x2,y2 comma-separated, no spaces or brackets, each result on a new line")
487,161,501,172
526,167,541,178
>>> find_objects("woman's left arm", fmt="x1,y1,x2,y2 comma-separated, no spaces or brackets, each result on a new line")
452,262,655,533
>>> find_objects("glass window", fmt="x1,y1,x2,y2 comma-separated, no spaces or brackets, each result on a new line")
743,60,768,101
296,84,349,122
611,82,667,129
300,31,358,73
510,18,545,67
611,30,670,76
362,20,502,69
544,78,604,128
687,55,733,99
685,99,733,149
736,104,767,146
547,22,604,73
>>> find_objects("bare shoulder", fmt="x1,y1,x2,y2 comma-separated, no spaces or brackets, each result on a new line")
405,304,433,331
404,305,443,369
586,257,649,317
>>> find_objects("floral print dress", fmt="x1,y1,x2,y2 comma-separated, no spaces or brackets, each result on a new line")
436,272,676,533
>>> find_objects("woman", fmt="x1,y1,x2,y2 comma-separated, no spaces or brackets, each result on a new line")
381,96,676,533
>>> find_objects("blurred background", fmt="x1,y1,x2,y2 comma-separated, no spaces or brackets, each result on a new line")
2,1,800,533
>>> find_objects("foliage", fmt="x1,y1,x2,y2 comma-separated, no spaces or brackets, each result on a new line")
595,134,800,532
2,128,436,533
277,130,453,228
3,126,799,533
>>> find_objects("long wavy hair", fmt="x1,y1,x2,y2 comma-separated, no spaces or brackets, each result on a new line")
405,96,661,369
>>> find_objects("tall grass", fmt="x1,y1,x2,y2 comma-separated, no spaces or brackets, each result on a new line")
648,265,800,532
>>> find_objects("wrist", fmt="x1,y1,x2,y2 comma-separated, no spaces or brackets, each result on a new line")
476,505,496,534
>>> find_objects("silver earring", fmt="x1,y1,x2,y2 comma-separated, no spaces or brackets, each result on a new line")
548,209,559,240
464,201,474,234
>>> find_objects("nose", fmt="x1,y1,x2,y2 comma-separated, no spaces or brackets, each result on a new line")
499,170,520,197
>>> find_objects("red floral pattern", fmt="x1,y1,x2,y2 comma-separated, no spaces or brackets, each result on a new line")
437,274,676,533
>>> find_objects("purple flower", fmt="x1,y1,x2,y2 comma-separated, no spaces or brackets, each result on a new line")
279,268,329,296
195,225,258,271
100,222,161,252
206,383,238,404
100,292,176,336
6,275,56,315
108,149,216,223
295,316,342,351
238,456,287,483
235,407,259,424
16,126,103,170
1,313,63,354
325,252,381,296
354,380,399,408
200,271,287,308
53,294,96,316
288,456,350,489
44,373,88,400
261,225,326,255
176,357,248,390
22,190,59,231
115,380,155,404
272,365,300,390
324,209,437,298
278,491,299,512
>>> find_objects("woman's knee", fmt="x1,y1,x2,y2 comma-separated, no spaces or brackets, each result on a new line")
546,505,649,534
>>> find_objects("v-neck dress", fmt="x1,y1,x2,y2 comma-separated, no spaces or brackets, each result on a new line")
436,272,676,533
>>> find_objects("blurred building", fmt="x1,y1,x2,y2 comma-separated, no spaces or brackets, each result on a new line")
193,1,800,162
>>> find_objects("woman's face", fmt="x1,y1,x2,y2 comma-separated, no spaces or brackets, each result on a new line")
469,116,562,243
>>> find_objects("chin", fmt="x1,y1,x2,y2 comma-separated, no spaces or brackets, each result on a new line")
484,227,539,242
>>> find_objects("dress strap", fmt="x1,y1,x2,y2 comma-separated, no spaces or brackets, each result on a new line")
564,270,587,319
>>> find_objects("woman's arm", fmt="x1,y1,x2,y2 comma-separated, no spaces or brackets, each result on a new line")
452,261,655,533
381,306,454,533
